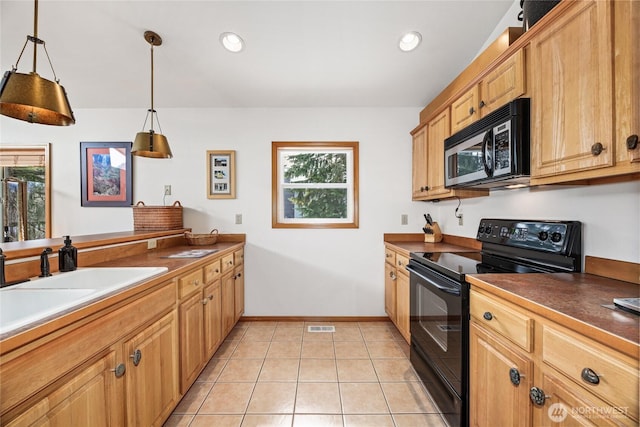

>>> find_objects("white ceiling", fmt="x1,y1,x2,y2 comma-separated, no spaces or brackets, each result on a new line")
1,0,515,109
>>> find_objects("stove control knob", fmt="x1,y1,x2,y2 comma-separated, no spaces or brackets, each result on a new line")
538,231,548,241
551,232,563,243
478,226,485,234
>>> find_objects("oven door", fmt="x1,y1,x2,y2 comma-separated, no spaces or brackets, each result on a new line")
407,260,468,427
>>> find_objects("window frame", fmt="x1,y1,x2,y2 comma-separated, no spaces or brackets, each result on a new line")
272,141,359,229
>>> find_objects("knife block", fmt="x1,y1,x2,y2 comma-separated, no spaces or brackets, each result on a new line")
424,222,443,243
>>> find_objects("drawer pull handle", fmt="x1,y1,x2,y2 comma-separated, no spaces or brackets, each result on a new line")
591,142,605,156
581,367,600,385
529,387,550,406
193,279,200,286
509,368,522,386
112,363,126,378
130,349,142,367
483,312,493,321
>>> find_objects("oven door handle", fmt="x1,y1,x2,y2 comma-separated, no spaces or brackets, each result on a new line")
405,265,461,296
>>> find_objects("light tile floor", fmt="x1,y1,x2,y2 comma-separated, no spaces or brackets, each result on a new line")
164,321,448,427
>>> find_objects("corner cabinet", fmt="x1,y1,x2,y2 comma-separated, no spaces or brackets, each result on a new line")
530,0,640,184
384,245,410,343
469,288,639,427
411,110,488,202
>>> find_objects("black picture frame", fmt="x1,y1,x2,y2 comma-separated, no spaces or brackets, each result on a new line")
80,142,133,207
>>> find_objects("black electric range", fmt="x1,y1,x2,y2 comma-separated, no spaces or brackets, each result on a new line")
407,219,582,427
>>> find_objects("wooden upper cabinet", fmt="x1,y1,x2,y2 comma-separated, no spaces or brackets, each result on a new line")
451,86,480,135
451,48,525,136
411,125,429,199
426,109,452,197
530,0,614,179
479,48,525,116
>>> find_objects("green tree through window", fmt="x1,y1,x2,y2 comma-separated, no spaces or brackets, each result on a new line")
272,142,359,228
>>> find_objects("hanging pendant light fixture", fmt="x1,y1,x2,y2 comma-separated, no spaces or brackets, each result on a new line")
132,31,172,159
0,0,75,126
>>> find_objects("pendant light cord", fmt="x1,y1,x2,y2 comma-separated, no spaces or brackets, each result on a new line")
150,36,155,132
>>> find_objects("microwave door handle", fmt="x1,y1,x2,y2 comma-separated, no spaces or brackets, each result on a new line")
405,265,461,296
482,130,494,177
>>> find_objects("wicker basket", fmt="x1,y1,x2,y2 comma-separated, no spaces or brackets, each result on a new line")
185,229,219,246
133,201,183,231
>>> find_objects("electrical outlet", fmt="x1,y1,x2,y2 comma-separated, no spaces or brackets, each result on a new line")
458,214,464,226
235,214,242,224
164,185,171,195
147,238,157,249
401,214,408,225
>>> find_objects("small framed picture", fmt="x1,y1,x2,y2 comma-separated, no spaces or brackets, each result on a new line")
207,150,236,199
80,142,132,207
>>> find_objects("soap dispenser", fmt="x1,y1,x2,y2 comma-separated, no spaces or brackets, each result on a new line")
58,235,78,272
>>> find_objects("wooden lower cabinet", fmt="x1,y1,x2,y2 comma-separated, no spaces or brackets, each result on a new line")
221,271,236,336
470,288,639,427
203,281,222,359
470,323,532,427
5,349,120,427
178,290,206,392
383,245,410,343
124,310,179,427
234,265,245,322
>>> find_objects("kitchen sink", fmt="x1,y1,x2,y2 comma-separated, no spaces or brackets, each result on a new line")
0,267,168,335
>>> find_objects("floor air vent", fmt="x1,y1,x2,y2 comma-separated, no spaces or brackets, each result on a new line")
307,326,336,333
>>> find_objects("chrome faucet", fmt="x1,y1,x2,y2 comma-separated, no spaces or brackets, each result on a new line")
39,247,53,277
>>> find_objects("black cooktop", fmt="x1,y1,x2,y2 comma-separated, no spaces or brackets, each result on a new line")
409,219,583,282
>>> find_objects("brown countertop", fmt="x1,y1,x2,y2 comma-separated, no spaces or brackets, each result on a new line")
384,233,481,255
467,273,640,358
0,241,244,352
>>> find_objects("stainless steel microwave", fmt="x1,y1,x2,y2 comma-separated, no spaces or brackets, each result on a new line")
444,98,530,189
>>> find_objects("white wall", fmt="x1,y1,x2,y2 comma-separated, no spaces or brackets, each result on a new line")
1,107,428,316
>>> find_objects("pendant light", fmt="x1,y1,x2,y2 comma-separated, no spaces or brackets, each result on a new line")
132,31,172,159
0,0,75,126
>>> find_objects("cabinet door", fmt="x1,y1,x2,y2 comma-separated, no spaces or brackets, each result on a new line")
6,350,121,427
203,281,222,359
221,272,235,336
412,126,429,199
384,262,397,323
234,266,245,323
124,311,178,427
530,0,614,178
470,323,532,427
179,291,205,392
426,108,452,198
451,85,479,135
532,373,626,427
479,49,525,116
395,270,410,344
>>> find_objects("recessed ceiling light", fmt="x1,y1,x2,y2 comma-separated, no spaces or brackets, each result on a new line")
398,31,422,52
220,32,245,53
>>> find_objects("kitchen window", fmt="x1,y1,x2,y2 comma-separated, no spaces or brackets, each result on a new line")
272,141,359,228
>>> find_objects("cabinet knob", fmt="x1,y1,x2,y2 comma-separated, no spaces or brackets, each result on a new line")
479,100,486,109
627,134,639,150
590,142,605,156
483,312,493,321
193,279,200,286
130,349,142,367
529,386,550,406
581,367,601,385
111,363,126,378
233,272,242,280
469,107,475,116
509,367,523,386
389,271,397,280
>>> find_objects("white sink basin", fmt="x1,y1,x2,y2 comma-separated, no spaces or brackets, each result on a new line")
1,267,168,335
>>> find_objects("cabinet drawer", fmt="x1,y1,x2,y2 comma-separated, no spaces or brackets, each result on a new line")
178,269,203,298
542,325,639,421
395,253,410,275
234,248,244,267
384,248,396,266
221,253,235,274
204,259,221,284
470,290,533,352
